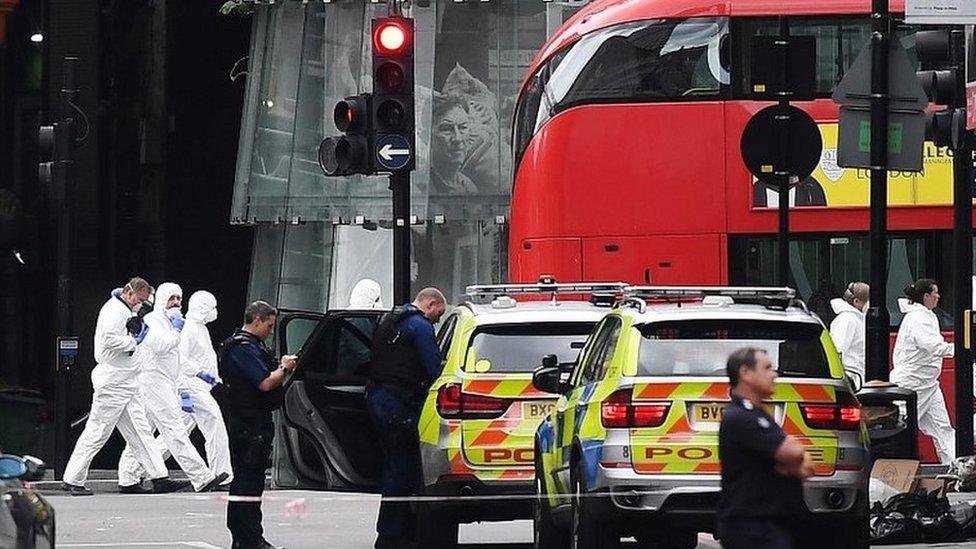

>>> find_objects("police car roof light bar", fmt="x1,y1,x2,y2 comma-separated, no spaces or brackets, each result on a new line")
622,286,797,310
465,282,627,299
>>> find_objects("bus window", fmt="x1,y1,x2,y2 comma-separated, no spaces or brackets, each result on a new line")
728,233,954,329
733,17,871,98
512,17,729,172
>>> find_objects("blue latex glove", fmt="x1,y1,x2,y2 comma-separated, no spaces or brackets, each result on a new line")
111,287,123,298
167,309,185,332
195,371,219,386
134,324,150,345
180,391,195,413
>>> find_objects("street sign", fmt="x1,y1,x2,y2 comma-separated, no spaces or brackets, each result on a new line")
832,39,929,171
749,36,817,101
832,40,929,110
375,134,412,171
740,104,822,183
907,0,976,24
836,108,927,172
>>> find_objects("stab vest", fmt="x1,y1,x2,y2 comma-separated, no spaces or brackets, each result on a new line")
217,329,282,415
369,306,429,397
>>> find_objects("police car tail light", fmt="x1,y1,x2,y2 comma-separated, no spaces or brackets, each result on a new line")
436,383,508,420
800,393,861,431
601,389,670,428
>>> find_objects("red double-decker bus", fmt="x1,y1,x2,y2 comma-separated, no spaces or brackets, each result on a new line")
508,0,969,462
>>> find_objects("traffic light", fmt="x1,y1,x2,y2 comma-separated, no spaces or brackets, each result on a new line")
318,94,373,176
371,17,415,173
916,29,966,149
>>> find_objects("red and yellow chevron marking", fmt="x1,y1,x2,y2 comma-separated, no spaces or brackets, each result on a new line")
461,375,549,399
633,381,836,404
629,381,839,476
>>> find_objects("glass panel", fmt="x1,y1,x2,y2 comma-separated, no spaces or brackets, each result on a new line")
277,223,332,311
284,317,319,356
637,320,830,378
467,322,595,373
329,225,393,309
232,0,557,223
335,315,379,376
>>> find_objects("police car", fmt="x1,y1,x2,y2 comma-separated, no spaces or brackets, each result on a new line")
272,280,623,548
531,286,870,549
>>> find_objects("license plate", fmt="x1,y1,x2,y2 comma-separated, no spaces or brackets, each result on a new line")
692,402,776,423
692,403,725,423
523,401,555,420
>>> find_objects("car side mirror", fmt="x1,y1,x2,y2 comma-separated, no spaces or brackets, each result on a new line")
533,365,564,394
541,354,558,368
0,455,28,480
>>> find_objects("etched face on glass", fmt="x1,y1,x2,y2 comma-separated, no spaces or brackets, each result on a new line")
433,104,470,169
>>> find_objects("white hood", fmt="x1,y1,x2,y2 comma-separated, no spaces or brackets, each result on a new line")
831,297,863,317
898,297,927,315
187,290,218,324
154,282,183,313
349,279,383,308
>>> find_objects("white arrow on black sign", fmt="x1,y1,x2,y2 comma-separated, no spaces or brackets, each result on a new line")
379,143,410,161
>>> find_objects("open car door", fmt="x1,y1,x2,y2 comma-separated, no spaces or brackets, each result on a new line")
273,308,385,491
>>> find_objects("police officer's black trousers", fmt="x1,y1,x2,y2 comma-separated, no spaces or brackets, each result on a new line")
718,519,794,549
366,386,422,547
226,412,274,548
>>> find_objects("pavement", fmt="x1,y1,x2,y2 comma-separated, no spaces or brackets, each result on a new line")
36,471,976,549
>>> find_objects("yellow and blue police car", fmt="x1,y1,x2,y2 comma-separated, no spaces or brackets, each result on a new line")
531,286,870,549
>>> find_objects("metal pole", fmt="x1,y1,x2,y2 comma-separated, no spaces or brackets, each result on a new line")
391,172,411,305
776,16,790,287
54,56,78,477
951,30,973,456
865,3,890,382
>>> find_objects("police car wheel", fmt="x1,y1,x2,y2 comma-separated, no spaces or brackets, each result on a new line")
534,466,568,549
416,503,458,548
570,469,618,549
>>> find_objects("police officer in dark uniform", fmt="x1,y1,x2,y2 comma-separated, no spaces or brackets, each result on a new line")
217,301,299,549
717,347,813,549
367,287,447,549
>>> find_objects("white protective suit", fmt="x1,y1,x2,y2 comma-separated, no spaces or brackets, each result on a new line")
349,278,384,308
117,283,216,490
890,298,956,463
62,292,168,486
176,291,232,483
829,298,866,385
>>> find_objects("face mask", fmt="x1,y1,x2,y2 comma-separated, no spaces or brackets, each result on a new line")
205,309,218,323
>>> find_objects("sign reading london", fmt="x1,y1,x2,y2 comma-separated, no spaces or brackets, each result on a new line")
375,134,412,171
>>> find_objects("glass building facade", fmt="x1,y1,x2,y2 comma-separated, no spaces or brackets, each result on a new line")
232,1,586,309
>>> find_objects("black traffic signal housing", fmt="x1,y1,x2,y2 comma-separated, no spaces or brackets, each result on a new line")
318,94,374,177
916,29,966,149
38,123,56,186
371,17,415,173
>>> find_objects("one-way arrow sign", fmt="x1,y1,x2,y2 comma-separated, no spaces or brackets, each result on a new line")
375,134,412,171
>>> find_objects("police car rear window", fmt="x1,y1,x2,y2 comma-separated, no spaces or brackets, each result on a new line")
636,320,830,378
466,322,595,373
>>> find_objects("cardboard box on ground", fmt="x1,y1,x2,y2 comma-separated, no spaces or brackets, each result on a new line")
869,459,951,503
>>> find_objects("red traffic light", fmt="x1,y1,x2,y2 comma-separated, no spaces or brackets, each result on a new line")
374,20,409,55
334,97,368,132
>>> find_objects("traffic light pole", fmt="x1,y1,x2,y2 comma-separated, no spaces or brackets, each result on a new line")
776,16,790,287
54,57,78,476
952,139,973,456
866,3,890,383
391,172,411,305
951,30,973,456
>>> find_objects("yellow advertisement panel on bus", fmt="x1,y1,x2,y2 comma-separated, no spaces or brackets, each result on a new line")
752,123,956,208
